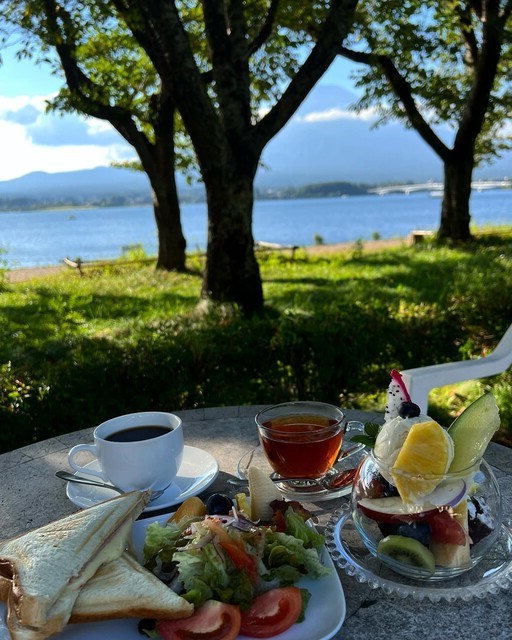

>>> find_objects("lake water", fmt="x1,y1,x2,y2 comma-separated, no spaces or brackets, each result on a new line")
1,190,511,268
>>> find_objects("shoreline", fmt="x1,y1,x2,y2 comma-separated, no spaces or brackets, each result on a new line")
5,236,409,283
6,225,512,283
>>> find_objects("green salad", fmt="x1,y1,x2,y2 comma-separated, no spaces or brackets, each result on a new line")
143,501,330,613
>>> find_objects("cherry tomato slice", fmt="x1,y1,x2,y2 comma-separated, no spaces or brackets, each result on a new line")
156,600,241,640
240,587,302,638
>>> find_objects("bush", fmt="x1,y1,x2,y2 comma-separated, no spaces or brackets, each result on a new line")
1,230,511,451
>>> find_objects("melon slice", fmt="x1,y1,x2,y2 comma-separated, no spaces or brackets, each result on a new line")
391,421,454,504
247,466,281,521
447,393,500,472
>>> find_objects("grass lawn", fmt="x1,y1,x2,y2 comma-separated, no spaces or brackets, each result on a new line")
1,229,511,452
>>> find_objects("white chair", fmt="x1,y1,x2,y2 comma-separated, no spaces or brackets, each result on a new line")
400,324,512,413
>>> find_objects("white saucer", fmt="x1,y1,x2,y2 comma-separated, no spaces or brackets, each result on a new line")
66,445,218,513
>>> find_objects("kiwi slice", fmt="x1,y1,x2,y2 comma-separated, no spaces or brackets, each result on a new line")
377,535,436,576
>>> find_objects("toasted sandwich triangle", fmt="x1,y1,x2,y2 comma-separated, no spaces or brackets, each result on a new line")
0,490,149,637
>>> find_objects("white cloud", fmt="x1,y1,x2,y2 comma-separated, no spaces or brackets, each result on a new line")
296,106,377,123
0,94,134,181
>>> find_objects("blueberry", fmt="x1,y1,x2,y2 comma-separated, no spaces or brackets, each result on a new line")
205,493,234,515
396,521,431,546
366,474,400,499
398,401,421,418
382,482,400,498
378,522,399,537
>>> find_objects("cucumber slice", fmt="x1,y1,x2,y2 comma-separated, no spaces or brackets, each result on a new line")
447,393,500,472
377,535,436,575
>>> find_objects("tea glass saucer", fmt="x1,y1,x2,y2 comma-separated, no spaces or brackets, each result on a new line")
325,504,512,601
236,438,366,501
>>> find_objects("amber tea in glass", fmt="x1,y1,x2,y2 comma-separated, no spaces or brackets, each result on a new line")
256,402,345,479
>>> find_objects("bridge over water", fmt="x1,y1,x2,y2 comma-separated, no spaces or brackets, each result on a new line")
368,179,511,196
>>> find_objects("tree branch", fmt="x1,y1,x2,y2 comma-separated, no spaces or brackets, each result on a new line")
454,0,507,150
456,2,480,69
253,0,359,151
339,46,451,161
201,0,230,66
248,0,280,55
111,0,222,157
41,0,154,160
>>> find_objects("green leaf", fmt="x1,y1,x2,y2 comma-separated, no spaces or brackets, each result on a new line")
350,435,376,447
364,422,380,437
350,421,382,448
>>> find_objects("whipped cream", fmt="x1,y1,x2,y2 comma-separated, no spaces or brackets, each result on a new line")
374,414,432,480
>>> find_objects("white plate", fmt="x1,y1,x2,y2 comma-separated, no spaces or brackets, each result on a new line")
0,513,346,640
66,445,218,513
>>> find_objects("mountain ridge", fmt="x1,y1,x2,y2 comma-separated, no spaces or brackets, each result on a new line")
1,84,510,199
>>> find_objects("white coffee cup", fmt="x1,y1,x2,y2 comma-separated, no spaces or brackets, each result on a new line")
68,411,184,493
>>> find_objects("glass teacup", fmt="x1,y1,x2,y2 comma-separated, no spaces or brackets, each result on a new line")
255,401,345,481
351,450,502,581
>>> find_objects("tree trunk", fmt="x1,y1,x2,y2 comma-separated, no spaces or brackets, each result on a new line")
201,168,263,315
145,157,186,271
438,153,474,241
142,101,187,272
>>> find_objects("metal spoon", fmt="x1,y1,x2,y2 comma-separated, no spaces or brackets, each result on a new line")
55,470,165,501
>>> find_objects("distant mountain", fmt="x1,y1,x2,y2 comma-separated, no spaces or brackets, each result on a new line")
1,83,510,203
0,166,151,198
257,84,512,187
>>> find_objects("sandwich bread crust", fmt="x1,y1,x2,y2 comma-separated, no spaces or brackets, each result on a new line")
0,490,151,639
70,552,193,622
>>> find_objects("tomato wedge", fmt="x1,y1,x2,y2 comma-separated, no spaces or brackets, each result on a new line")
240,587,302,638
219,540,258,583
156,600,241,640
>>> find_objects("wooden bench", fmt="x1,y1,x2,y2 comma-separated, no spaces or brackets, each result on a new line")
63,257,85,276
63,255,152,276
254,241,300,259
408,230,435,245
400,323,512,412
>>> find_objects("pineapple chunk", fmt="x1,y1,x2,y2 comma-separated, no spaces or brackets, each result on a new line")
391,421,454,504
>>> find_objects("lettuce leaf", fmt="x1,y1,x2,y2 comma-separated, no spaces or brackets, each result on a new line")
284,508,325,549
265,531,331,580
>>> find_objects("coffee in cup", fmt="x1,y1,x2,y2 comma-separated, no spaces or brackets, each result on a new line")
68,411,184,493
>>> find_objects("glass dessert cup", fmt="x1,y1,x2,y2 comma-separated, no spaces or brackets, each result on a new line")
351,451,503,581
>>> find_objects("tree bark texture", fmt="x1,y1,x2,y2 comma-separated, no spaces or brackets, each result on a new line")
147,165,186,271
201,164,262,314
438,153,474,241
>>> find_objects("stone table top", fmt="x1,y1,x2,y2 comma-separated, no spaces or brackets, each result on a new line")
1,405,511,640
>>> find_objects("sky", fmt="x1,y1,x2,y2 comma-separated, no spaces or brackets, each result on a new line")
0,45,362,183
0,47,136,181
